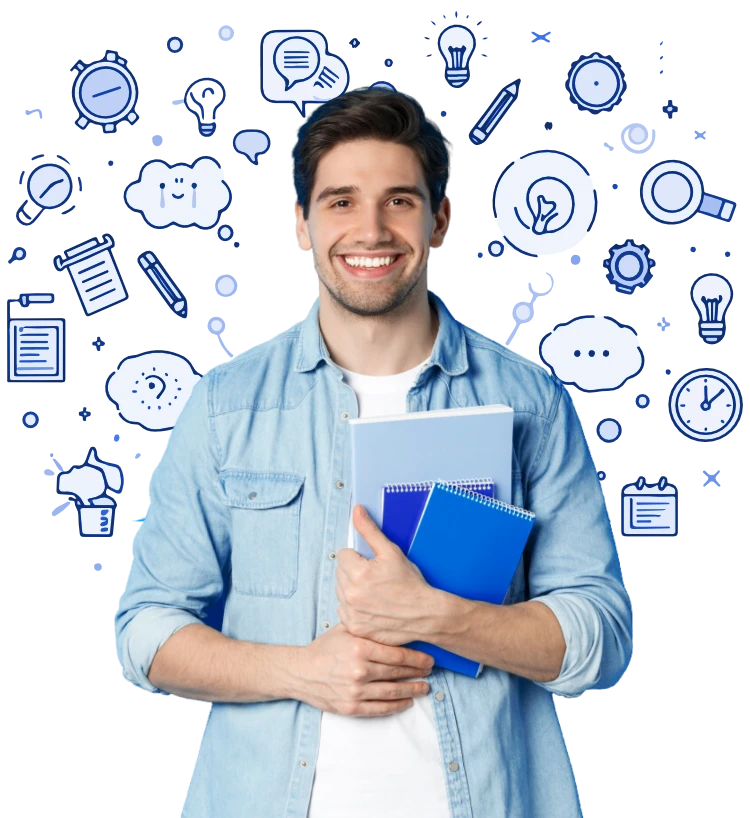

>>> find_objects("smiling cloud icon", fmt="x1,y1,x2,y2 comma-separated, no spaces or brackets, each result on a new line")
106,350,202,431
124,156,231,229
539,315,644,392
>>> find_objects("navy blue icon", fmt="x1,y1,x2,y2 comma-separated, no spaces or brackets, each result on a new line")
703,470,720,487
622,476,678,537
695,131,706,140
657,318,671,331
79,407,91,421
370,81,397,92
184,79,226,136
531,32,551,43
636,394,650,408
57,447,123,537
437,24,476,87
208,317,233,358
487,240,504,257
138,252,187,318
234,130,271,165
384,59,393,67
669,368,743,441
691,275,733,344
22,412,39,428
167,37,183,53
662,99,678,119
218,225,234,241
71,50,138,133
7,293,65,383
641,160,735,224
349,38,360,48
469,79,520,145
566,53,626,113
8,247,26,264
92,336,105,351
16,154,81,226
506,273,553,345
621,123,656,154
54,235,128,316
603,240,655,294
597,418,622,442
545,122,553,130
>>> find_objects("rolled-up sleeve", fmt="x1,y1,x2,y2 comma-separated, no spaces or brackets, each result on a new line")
114,371,231,694
525,381,633,699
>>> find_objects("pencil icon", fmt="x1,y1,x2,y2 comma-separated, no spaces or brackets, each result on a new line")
469,79,521,145
137,252,188,318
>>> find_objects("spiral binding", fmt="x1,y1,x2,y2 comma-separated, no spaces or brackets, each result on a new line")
383,478,493,494
435,481,535,520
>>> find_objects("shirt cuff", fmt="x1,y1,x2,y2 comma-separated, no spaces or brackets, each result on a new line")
118,606,203,694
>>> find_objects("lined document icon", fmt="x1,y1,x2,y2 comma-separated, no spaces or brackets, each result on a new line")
621,476,678,536
8,318,65,383
54,234,128,316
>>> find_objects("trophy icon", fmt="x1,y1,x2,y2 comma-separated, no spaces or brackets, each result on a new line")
57,447,123,537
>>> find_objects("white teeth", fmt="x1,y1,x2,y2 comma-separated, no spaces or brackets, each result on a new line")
343,255,396,268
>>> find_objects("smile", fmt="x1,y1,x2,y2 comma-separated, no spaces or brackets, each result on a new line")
336,254,405,279
172,193,184,199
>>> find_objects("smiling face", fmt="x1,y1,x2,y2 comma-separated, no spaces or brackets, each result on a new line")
295,138,449,317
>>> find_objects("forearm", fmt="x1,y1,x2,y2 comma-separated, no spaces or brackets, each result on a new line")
147,622,304,703
423,590,566,683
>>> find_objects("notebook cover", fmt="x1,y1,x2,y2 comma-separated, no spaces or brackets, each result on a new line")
349,404,514,560
404,482,535,678
382,478,494,556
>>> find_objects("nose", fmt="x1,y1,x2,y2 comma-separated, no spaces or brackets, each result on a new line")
351,201,394,246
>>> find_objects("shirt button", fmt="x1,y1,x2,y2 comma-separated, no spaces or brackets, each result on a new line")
448,762,459,772
300,759,308,767
341,411,350,420
328,551,336,560
248,492,257,500
322,621,330,629
435,691,445,701
336,480,345,489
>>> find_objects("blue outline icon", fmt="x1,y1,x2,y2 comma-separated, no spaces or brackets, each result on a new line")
71,50,139,133
437,24,476,87
7,293,65,383
597,418,622,442
668,368,743,442
506,273,553,345
57,447,123,537
640,160,735,224
54,235,128,316
621,476,678,536
691,274,733,344
621,123,656,154
566,53,626,114
603,240,655,294
16,154,82,226
184,79,226,137
234,130,271,165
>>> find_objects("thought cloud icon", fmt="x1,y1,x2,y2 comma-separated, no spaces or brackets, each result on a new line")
234,130,271,165
105,350,202,431
261,29,349,116
124,156,231,229
539,315,644,392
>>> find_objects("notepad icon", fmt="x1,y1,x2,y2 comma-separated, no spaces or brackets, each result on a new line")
621,476,678,536
54,234,128,316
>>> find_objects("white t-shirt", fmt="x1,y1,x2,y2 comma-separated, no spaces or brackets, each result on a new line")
307,355,451,818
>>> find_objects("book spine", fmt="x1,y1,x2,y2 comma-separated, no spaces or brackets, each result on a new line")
384,478,493,494
436,482,535,520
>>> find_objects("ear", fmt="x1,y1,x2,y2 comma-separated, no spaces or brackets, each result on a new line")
429,196,451,249
295,202,312,251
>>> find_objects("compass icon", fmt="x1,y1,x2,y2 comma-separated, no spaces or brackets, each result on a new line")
71,50,139,133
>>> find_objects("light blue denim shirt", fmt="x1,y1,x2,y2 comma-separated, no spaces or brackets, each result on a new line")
115,290,633,818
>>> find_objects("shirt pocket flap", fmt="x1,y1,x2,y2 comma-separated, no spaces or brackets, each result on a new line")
218,470,305,510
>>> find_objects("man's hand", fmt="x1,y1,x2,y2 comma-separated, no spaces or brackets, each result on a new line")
335,504,437,646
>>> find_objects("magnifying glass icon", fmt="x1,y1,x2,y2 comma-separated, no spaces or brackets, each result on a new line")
8,247,27,264
208,317,234,358
640,160,735,224
16,163,74,226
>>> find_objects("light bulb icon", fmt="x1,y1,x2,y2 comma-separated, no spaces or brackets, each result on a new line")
184,78,226,137
437,25,476,88
690,274,733,344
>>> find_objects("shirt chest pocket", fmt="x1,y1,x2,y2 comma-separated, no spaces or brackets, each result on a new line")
218,470,305,598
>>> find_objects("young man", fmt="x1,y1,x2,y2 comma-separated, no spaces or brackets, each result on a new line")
115,88,632,818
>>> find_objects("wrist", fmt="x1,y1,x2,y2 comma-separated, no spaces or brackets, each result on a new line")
418,587,475,646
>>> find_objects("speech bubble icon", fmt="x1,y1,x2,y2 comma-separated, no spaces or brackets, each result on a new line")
233,130,271,165
273,36,320,90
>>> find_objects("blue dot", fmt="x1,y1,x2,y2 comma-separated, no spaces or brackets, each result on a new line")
635,394,650,409
167,37,183,53
385,58,393,67
725,251,730,257
441,111,446,117
94,563,102,571
22,411,39,428
597,471,606,481
218,25,234,41
612,184,618,189
666,369,671,375
108,160,113,166
152,135,163,146
487,241,504,257
135,453,141,459
597,419,622,443
478,252,483,258
571,255,581,265
690,247,696,252
218,225,234,241
114,434,120,441
234,242,239,248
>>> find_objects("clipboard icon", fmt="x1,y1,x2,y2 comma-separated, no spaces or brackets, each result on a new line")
621,476,678,536
7,293,65,382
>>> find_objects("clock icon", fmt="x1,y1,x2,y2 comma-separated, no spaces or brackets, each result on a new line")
669,368,743,441
71,50,139,133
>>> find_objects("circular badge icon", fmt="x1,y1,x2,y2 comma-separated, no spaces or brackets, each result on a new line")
566,53,626,113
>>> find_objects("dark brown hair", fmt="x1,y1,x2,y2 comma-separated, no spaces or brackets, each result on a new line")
292,87,451,219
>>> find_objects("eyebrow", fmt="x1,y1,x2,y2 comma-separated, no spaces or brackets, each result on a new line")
314,184,427,203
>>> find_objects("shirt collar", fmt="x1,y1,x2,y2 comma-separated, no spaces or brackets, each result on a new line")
294,289,469,377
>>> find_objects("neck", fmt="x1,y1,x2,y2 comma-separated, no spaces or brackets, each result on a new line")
318,282,439,376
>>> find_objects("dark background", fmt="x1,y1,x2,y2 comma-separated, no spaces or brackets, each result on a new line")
10,15,744,818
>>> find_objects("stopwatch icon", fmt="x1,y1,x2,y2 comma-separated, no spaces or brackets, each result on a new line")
71,50,139,133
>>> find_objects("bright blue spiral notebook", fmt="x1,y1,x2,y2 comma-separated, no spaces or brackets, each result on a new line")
382,478,494,556
404,481,536,678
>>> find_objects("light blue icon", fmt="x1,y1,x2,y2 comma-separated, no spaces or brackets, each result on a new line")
234,130,271,165
208,317,233,358
184,78,226,137
57,447,123,537
7,293,65,383
597,418,622,442
669,368,743,442
493,150,597,257
566,53,626,114
22,411,39,428
469,79,520,145
16,154,82,225
662,99,678,119
167,37,183,53
531,32,551,43
218,25,234,41
691,274,733,344
54,235,128,316
370,81,396,91
215,275,237,297
703,470,720,487
695,131,706,140
26,109,42,118
437,24,476,87
8,247,26,264
621,123,655,154
261,30,349,116
106,350,202,432
603,240,655,294
218,225,234,241
506,273,553,345
539,315,644,392
657,318,671,331
641,160,735,224
636,394,650,408
124,156,231,229
138,251,188,318
621,476,677,537
71,50,138,133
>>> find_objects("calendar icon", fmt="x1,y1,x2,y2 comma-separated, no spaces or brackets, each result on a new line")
621,476,678,536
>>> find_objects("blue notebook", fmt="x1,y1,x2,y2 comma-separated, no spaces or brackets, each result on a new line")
382,478,494,556
404,481,536,678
